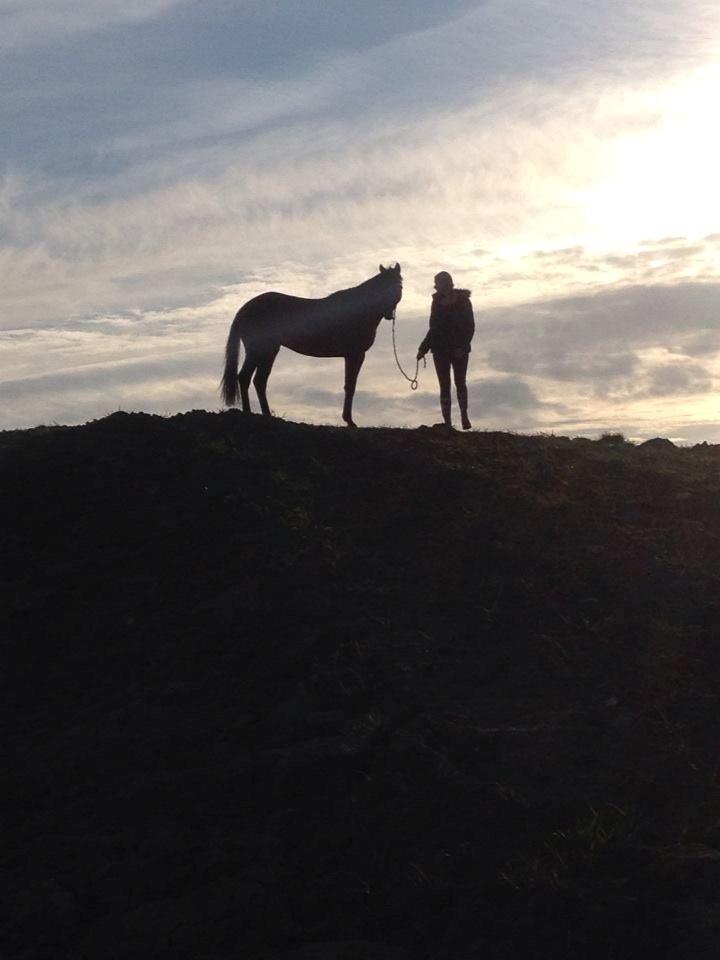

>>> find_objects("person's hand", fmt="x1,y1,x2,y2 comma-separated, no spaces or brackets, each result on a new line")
416,348,426,361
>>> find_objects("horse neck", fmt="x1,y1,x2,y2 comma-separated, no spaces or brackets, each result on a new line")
334,276,390,315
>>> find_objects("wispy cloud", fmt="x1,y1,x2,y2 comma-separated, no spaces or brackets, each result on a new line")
0,0,189,48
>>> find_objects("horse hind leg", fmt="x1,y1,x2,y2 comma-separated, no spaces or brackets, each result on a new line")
253,349,279,417
238,354,257,413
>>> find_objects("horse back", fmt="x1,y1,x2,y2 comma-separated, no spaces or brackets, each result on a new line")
242,292,316,314
237,290,380,357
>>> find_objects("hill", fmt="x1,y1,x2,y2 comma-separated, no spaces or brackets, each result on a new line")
4,411,720,959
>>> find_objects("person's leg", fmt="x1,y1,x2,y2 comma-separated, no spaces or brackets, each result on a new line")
452,353,471,430
433,353,452,425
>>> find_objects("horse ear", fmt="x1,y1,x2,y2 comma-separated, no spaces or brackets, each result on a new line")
394,262,401,273
379,264,386,274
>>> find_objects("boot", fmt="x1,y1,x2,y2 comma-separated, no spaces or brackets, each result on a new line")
440,395,452,427
457,385,471,430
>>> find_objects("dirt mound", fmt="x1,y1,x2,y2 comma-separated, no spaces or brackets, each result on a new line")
4,411,720,958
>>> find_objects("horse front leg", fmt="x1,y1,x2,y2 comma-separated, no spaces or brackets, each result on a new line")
342,351,365,428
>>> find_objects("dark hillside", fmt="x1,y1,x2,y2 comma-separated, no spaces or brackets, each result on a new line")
4,411,720,959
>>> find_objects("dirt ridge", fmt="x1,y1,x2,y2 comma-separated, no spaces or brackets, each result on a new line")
4,410,720,959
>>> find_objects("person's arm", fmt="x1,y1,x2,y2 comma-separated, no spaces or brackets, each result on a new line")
462,298,475,346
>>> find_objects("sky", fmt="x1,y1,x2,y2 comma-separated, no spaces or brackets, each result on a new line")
2,0,720,440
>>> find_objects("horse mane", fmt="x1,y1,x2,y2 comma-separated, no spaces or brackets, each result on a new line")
327,265,401,304
328,271,386,300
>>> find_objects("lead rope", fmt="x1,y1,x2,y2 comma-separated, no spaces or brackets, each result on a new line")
391,309,425,390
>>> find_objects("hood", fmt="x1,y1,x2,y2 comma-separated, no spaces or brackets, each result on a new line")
433,288,471,300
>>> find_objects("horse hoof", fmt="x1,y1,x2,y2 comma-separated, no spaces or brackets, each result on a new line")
345,420,357,429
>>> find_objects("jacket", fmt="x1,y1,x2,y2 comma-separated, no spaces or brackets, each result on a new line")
418,288,474,356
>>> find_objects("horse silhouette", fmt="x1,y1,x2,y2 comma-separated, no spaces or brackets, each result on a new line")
221,264,403,427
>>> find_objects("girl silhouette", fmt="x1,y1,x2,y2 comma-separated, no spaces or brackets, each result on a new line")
417,271,474,429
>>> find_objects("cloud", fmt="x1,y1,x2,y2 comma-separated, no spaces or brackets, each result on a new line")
487,348,640,386
671,331,720,357
479,280,720,419
0,351,217,401
0,0,188,48
471,377,547,411
481,282,720,361
5,65,716,335
642,360,714,397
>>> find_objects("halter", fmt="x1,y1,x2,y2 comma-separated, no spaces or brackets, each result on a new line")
391,307,425,390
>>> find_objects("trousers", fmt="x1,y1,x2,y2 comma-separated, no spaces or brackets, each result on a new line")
433,350,469,423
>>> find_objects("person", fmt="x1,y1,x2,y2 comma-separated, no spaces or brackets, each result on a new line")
417,271,474,429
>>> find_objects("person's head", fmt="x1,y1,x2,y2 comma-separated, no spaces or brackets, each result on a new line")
434,271,454,294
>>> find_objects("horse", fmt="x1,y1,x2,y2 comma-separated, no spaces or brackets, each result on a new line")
221,263,402,427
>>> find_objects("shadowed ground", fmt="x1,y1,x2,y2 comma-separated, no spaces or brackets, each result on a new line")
4,412,720,959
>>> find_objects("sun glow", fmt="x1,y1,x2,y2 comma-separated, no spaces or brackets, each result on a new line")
583,62,720,246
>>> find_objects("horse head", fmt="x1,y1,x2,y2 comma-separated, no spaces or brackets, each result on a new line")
378,263,403,319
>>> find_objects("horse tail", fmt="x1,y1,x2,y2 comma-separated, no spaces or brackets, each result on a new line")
220,308,244,406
